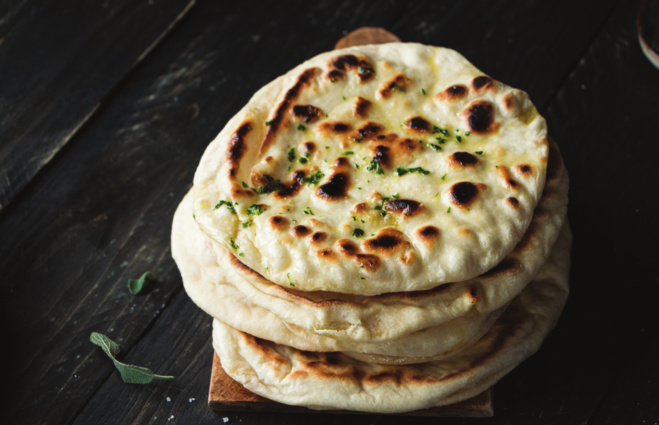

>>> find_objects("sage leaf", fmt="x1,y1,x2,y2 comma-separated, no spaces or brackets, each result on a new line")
128,271,153,295
90,332,174,384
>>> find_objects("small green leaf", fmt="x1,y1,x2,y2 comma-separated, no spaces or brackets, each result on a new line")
352,228,365,238
128,272,153,295
287,148,296,162
90,332,173,384
366,158,384,175
297,124,306,131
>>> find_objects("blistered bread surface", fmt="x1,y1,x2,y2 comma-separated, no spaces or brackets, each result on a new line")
193,43,548,294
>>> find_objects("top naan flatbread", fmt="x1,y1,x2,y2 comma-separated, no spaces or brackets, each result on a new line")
193,43,548,294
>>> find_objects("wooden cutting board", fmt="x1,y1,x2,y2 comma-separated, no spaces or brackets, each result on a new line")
207,27,493,418
208,352,493,417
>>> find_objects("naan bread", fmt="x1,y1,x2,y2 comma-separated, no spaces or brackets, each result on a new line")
172,140,566,343
173,190,507,359
192,43,549,294
212,224,571,413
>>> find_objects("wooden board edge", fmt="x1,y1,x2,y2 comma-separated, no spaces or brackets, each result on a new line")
208,351,493,417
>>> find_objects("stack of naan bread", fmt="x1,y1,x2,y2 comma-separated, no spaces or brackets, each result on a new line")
171,43,570,413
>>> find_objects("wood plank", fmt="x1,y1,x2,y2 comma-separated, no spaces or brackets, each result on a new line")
208,352,493,417
0,0,195,212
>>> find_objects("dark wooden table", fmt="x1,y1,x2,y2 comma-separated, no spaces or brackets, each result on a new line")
2,1,658,424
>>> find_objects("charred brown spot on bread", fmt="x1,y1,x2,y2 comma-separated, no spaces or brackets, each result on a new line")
449,182,482,208
506,197,520,208
316,248,337,260
291,225,312,237
242,334,288,368
333,156,350,169
352,202,369,213
336,238,358,256
259,67,320,157
374,133,398,143
497,166,519,189
310,231,328,244
317,121,352,135
415,225,440,246
354,121,384,139
301,141,316,155
467,286,480,303
384,199,424,217
327,69,344,82
354,253,381,272
326,54,375,83
464,100,499,134
274,170,306,199
436,84,468,101
363,228,411,256
316,173,350,200
227,121,252,178
448,151,479,168
472,75,494,91
481,258,523,279
378,74,408,99
404,116,431,133
230,187,256,198
290,104,323,122
365,369,404,385
370,145,390,168
353,97,371,117
502,93,516,110
268,215,289,230
515,164,533,177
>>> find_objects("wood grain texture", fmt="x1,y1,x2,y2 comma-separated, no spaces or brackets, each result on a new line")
2,0,657,424
334,27,401,49
208,352,493,417
0,0,195,213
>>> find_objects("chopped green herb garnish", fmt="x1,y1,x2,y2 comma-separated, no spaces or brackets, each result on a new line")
354,137,363,143
241,220,253,228
465,131,471,136
298,157,308,164
246,204,268,216
421,88,427,95
392,84,406,92
214,200,236,214
265,120,273,126
303,206,315,215
342,95,347,101
391,193,400,199
447,207,451,213
341,151,354,156
475,150,483,155
286,273,295,286
366,158,384,175
288,148,296,162
90,332,173,384
395,166,430,176
432,126,450,137
297,124,306,131
441,173,447,180
352,228,365,238
428,143,443,151
456,135,462,142
256,176,283,194
301,171,325,185
229,238,239,250
325,145,330,150
128,272,153,295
